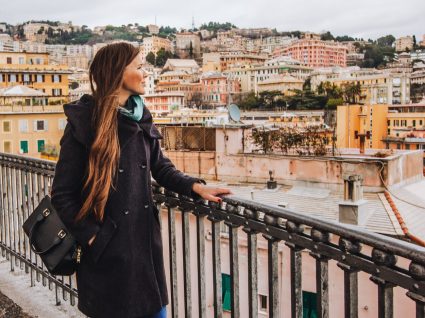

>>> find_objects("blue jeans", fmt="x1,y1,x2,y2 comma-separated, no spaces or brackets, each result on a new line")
145,306,166,318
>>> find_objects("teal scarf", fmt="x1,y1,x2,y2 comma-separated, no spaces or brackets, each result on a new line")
118,95,144,122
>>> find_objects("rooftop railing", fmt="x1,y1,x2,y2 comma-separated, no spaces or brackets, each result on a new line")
0,152,424,317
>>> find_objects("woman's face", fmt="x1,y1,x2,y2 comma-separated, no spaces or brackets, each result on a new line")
121,53,145,96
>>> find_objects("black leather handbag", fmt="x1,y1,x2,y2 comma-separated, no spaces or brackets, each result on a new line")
22,194,81,276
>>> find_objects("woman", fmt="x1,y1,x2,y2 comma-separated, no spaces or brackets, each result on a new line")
51,42,231,318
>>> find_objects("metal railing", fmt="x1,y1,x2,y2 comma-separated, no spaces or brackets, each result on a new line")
1,152,425,317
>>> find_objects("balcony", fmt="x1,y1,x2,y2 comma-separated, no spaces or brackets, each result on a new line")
0,152,424,317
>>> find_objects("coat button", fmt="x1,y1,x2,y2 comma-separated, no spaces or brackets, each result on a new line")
139,163,147,169
123,210,130,215
118,168,124,173
144,204,149,209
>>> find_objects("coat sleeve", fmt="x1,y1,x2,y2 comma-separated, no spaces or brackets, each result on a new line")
51,123,100,248
150,138,206,199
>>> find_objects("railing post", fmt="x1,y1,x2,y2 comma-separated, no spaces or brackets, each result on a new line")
338,238,361,318
263,213,281,318
370,248,397,318
242,208,258,318
207,201,223,318
407,261,425,318
286,221,304,318
310,228,330,318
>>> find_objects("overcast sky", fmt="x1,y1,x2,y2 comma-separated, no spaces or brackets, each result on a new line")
1,0,424,40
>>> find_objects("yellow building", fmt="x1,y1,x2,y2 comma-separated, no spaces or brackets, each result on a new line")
311,69,410,105
0,52,71,104
142,36,172,55
0,105,65,160
336,104,389,150
202,52,267,72
257,75,304,96
383,100,425,166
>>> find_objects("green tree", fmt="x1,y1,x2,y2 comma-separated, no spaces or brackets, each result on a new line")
146,52,155,65
377,35,395,47
189,41,193,58
238,92,260,110
156,48,174,67
320,31,334,41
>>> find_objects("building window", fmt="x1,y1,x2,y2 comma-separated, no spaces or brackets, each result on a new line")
52,88,62,96
413,120,416,127
6,57,12,64
52,74,61,83
303,291,317,318
36,74,45,83
9,74,17,82
2,120,11,133
20,140,29,154
3,141,11,153
222,273,232,311
397,143,401,149
405,144,410,150
33,120,48,132
19,120,28,132
58,118,67,130
259,294,268,313
0,74,3,82
37,140,45,153
18,57,24,64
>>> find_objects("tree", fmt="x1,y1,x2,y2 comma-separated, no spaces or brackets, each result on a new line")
156,48,174,67
238,92,260,110
146,52,155,65
189,41,193,58
377,35,395,47
258,90,283,109
413,35,417,49
321,31,334,41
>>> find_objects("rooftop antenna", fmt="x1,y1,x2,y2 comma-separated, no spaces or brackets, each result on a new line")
192,16,195,31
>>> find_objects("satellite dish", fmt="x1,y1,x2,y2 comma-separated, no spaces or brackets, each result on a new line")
228,104,241,123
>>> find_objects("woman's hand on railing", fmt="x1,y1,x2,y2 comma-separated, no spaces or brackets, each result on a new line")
191,183,232,203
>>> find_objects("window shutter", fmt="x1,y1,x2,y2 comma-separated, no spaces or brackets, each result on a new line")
44,120,48,131
33,120,37,131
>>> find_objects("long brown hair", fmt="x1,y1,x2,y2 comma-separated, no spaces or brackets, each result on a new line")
75,42,140,223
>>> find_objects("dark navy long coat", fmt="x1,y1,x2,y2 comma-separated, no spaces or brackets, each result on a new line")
51,94,203,317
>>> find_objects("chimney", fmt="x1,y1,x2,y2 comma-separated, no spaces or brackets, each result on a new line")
338,174,370,225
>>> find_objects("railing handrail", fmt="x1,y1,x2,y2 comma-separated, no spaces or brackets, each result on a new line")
2,151,425,263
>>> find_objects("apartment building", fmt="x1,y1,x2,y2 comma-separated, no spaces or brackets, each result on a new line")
275,33,347,68
0,51,71,104
0,105,65,159
311,67,410,105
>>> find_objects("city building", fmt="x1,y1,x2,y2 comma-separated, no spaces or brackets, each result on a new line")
147,24,159,35
257,74,304,95
383,99,425,165
0,105,65,158
175,32,201,58
202,52,268,72
142,36,172,55
155,80,202,107
395,36,414,52
311,67,410,105
336,104,389,150
201,72,241,107
0,51,71,104
143,92,185,114
275,33,348,68
225,56,311,94
162,59,200,74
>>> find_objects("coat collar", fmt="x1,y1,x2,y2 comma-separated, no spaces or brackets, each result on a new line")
63,94,162,150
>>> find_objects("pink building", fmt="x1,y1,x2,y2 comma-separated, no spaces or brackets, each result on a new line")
274,35,348,68
143,92,185,114
201,72,241,106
